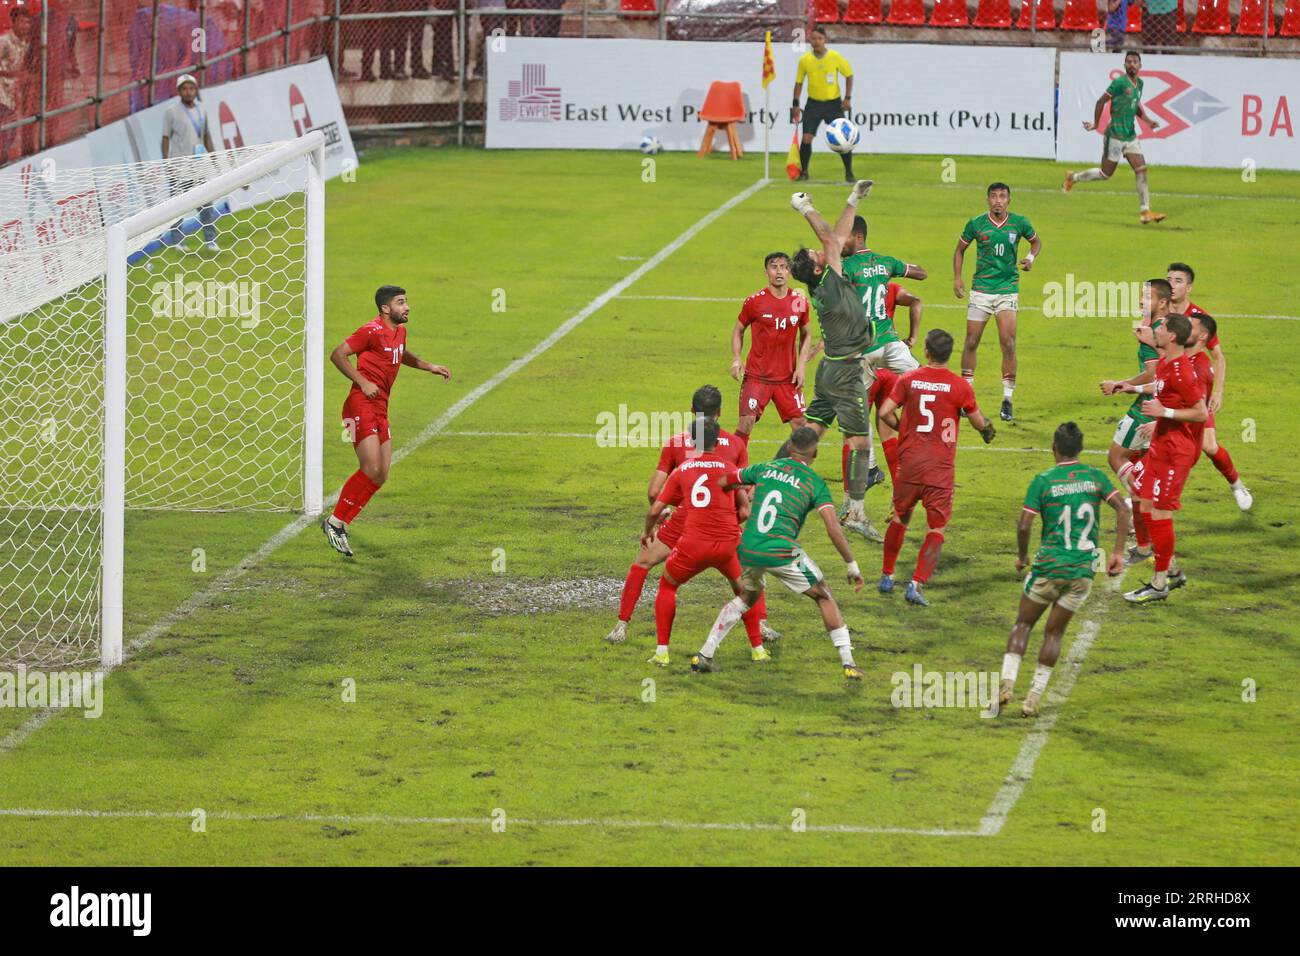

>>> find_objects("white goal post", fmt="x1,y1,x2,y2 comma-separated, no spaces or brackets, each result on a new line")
0,132,326,672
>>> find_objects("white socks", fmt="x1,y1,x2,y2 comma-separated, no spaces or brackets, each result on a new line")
701,596,750,657
1029,664,1053,700
829,626,854,666
1002,379,1016,400
1002,652,1022,686
1135,170,1150,211
1074,168,1106,183
846,497,866,523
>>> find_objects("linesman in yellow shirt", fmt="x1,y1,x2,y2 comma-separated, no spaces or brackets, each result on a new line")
791,26,855,182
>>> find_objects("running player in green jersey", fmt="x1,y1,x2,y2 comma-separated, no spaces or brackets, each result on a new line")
789,180,879,543
995,423,1130,718
1099,278,1173,565
690,427,867,680
1063,50,1166,224
953,182,1042,423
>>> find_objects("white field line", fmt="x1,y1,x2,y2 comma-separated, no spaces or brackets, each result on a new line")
616,295,1300,322
0,806,979,837
0,177,770,760
440,431,1108,456
977,572,1128,837
765,178,1300,205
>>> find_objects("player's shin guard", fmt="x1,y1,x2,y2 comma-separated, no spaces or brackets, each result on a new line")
333,470,380,525
846,446,869,501
913,530,945,584
1147,517,1175,586
881,436,900,481
882,520,907,576
653,578,678,647
1208,445,1239,484
618,564,649,623
1134,168,1151,212
701,595,751,657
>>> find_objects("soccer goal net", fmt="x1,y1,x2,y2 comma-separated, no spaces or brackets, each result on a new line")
0,133,325,672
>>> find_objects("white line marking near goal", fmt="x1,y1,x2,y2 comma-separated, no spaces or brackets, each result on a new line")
976,573,1127,837
0,806,980,837
0,177,771,761
615,295,1300,322
765,178,1300,205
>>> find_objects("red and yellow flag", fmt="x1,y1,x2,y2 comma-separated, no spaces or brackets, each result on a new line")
785,129,801,179
761,30,775,89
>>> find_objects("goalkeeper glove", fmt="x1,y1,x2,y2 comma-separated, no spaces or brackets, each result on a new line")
790,192,814,216
846,179,874,206
980,423,997,444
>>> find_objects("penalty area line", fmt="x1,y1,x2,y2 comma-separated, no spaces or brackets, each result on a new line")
0,806,980,837
0,177,771,761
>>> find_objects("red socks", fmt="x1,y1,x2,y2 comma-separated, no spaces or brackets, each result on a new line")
882,436,900,481
618,564,649,623
741,602,763,648
841,443,851,488
1147,517,1175,574
914,530,945,584
654,577,678,646
1208,445,1238,484
1131,506,1152,549
882,521,906,575
332,470,380,525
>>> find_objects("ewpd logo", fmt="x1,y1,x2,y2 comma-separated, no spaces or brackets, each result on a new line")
499,64,562,122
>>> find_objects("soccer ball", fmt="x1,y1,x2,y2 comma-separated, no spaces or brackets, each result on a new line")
824,118,860,154
639,135,663,155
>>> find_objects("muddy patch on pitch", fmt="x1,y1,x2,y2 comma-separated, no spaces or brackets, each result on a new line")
427,576,654,616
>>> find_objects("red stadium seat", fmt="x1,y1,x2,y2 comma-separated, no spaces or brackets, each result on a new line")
813,0,842,21
843,0,884,22
886,0,927,24
1126,2,1142,30
1192,0,1232,32
1178,0,1188,29
931,0,970,24
974,0,1014,26
698,81,746,160
1282,0,1300,34
1061,0,1100,30
1236,0,1276,33
619,0,658,17
1017,0,1057,29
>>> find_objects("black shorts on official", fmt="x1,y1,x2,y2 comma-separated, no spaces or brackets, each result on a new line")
801,97,844,136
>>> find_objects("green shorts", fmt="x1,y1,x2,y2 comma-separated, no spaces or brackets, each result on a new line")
805,355,870,436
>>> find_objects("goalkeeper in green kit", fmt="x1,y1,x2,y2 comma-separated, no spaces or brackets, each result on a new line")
690,426,868,681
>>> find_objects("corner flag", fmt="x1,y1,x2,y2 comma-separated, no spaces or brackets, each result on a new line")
762,31,775,88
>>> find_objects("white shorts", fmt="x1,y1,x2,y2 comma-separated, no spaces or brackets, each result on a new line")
967,290,1019,322
1104,134,1143,163
1112,414,1152,452
740,549,824,595
864,339,920,374
1023,573,1094,612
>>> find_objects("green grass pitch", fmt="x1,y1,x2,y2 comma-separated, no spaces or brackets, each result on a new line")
0,147,1297,865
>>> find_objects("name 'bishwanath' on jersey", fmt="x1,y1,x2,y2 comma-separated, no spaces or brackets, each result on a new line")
736,458,834,567
1023,462,1119,580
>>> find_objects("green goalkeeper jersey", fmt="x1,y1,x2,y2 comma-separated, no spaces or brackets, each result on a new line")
959,212,1036,295
1105,74,1143,141
810,268,874,359
843,250,908,347
737,458,834,567
1126,317,1163,421
1023,462,1119,580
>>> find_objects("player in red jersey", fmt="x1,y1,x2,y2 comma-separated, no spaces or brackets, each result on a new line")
323,286,451,556
605,385,775,646
1122,314,1208,604
876,329,996,606
641,419,768,667
1167,262,1252,511
731,252,813,446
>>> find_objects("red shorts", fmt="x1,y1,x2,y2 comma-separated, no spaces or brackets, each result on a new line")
892,480,954,527
739,377,806,424
342,391,391,446
1133,453,1193,511
656,508,687,549
665,535,741,584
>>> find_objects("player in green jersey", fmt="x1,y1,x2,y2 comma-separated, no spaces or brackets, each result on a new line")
1062,50,1166,225
789,180,882,543
1099,278,1173,565
690,427,868,680
994,423,1130,718
953,182,1041,423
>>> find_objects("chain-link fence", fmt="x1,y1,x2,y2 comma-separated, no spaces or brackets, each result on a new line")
2,0,1297,163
